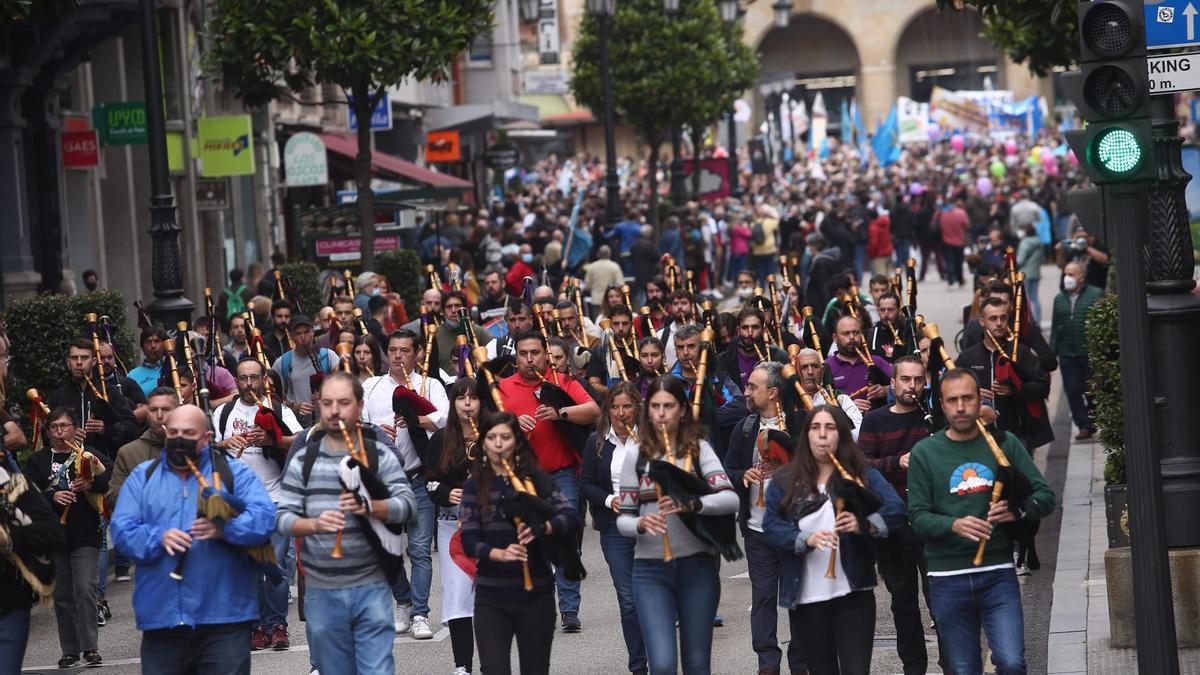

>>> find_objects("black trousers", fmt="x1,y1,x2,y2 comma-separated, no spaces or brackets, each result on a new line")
789,590,875,675
877,528,940,675
449,617,474,671
474,590,556,675
746,530,805,672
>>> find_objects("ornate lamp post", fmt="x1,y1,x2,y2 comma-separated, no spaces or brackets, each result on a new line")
586,0,621,224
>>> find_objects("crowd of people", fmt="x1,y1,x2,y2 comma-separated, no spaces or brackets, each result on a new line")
0,131,1115,675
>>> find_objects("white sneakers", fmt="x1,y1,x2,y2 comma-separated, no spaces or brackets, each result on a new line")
394,604,411,634
411,615,434,640
453,667,469,675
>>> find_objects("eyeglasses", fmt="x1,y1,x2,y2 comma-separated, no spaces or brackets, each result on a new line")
49,423,74,431
236,374,262,382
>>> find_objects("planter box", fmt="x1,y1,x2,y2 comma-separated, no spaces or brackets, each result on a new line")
1105,484,1130,549
1106,547,1200,648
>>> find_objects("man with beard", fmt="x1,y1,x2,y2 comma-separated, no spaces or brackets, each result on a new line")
959,281,1056,376
825,315,892,413
724,362,805,675
434,291,493,376
795,347,862,436
586,305,637,396
317,296,359,351
955,298,1053,453
360,329,447,639
402,288,444,334
907,370,1055,675
111,404,275,674
212,358,300,650
486,299,533,363
477,269,511,326
497,329,600,633
866,292,904,361
49,337,139,461
263,301,293,364
719,308,788,390
222,314,254,372
106,388,178,515
858,356,937,675
659,290,696,370
271,316,338,428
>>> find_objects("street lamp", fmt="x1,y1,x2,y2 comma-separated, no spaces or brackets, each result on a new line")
519,0,539,22
772,0,791,28
663,0,680,14
719,0,740,23
587,0,621,224
138,0,193,325
721,1,743,197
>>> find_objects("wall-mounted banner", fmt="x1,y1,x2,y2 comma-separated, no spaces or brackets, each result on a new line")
348,93,393,131
62,130,99,168
284,132,328,186
198,115,255,177
92,101,147,145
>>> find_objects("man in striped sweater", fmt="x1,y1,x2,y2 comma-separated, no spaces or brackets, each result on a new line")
858,355,936,675
276,373,417,675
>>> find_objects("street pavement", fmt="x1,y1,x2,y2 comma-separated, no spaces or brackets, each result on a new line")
21,264,1074,674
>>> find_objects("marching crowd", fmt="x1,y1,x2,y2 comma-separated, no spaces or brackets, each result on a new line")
0,133,1109,675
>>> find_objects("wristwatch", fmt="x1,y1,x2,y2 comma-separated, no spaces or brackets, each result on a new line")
559,408,569,421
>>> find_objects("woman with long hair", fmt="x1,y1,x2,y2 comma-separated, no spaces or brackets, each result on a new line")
580,382,646,675
762,405,905,675
616,376,739,675
459,412,581,675
599,286,626,322
426,378,482,675
634,338,664,400
349,334,383,383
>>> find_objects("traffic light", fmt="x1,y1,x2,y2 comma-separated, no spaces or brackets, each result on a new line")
1064,0,1155,184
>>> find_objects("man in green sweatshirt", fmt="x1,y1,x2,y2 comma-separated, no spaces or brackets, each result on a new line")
907,368,1055,675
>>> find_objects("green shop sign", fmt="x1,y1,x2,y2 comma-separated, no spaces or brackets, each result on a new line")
92,101,147,145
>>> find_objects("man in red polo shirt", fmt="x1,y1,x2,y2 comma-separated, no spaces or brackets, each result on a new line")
497,329,600,633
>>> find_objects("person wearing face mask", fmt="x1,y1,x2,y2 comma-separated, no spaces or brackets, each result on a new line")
23,408,112,668
82,269,100,292
506,244,536,296
435,291,494,376
719,270,758,313
111,404,275,674
1050,262,1103,441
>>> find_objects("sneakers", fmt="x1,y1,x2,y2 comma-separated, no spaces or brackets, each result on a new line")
712,614,724,627
1016,564,1033,576
83,650,102,667
453,667,470,675
271,623,290,650
96,605,107,627
394,604,412,634
411,615,434,640
251,625,271,651
114,567,131,582
561,611,581,633
58,654,78,668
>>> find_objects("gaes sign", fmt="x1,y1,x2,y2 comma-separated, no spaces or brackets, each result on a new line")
92,101,147,145
426,130,462,163
198,115,255,177
284,132,328,187
62,130,99,168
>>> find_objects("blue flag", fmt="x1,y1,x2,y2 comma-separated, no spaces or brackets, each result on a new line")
840,99,853,148
872,104,901,166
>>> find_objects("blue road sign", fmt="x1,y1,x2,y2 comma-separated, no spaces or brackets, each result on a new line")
348,93,393,131
1147,0,1200,50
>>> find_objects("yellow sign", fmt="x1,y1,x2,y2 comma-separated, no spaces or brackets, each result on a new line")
198,115,255,177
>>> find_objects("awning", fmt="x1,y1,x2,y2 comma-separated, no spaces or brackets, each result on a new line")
318,133,471,189
520,94,596,126
424,100,540,133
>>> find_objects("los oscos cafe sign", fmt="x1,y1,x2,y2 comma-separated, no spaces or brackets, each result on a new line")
284,132,328,187
62,130,99,169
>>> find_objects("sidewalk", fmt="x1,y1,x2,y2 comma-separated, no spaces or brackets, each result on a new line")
1047,435,1200,673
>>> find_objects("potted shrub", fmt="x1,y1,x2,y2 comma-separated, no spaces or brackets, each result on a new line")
1085,291,1128,548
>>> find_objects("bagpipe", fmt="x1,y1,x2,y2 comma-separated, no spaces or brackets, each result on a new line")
56,441,108,525
134,300,153,331
83,313,110,402
500,458,586,589
824,450,883,579
203,287,224,365
921,322,1035,567
24,389,51,451
530,366,592,451
0,466,55,603
843,343,892,401
753,426,793,509
392,366,438,464
171,456,280,582
597,318,639,384
177,321,212,412
331,421,407,564
645,423,743,562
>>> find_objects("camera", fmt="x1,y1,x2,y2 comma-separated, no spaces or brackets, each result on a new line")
1070,237,1089,253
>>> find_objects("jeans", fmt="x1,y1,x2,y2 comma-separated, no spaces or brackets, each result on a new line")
1059,354,1094,433
927,568,1026,675
754,254,776,286
1024,278,1041,324
474,591,557,675
853,243,867,283
52,546,99,655
305,581,395,675
98,520,110,597
746,530,804,671
549,468,582,614
943,243,965,285
728,253,748,283
877,528,937,675
633,554,721,675
391,472,434,618
894,239,912,271
789,590,875,675
600,525,647,673
141,621,253,675
0,607,31,674
259,529,291,628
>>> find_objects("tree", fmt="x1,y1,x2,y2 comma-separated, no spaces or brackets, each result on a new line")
0,0,76,24
571,0,759,225
937,0,1076,77
206,0,492,271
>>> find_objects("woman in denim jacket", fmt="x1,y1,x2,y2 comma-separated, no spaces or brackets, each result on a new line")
763,405,906,675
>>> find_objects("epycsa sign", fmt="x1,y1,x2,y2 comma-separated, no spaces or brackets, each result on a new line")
62,130,99,168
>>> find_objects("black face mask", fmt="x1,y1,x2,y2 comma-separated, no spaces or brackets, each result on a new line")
164,437,199,469
84,281,98,291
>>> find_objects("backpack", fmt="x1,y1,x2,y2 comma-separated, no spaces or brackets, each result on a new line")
279,350,332,395
752,220,766,245
223,285,248,320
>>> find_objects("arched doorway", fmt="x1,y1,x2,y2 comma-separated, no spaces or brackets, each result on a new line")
755,13,860,148
894,6,1003,102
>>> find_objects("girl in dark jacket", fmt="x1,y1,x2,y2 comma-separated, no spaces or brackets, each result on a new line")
763,405,905,675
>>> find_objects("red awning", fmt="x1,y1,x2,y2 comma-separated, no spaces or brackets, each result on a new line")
318,133,471,189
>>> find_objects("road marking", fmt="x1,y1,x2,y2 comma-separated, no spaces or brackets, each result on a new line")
22,628,449,671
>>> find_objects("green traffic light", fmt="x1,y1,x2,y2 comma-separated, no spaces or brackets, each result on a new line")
1094,127,1142,175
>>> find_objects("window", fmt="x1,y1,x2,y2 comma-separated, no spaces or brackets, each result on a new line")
469,28,493,64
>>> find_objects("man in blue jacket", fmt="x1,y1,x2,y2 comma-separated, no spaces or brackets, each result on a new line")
111,404,276,674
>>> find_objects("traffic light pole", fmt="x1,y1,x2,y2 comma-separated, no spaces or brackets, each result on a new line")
1109,180,1180,674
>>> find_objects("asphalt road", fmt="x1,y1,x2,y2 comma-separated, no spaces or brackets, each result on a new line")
20,265,1071,674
